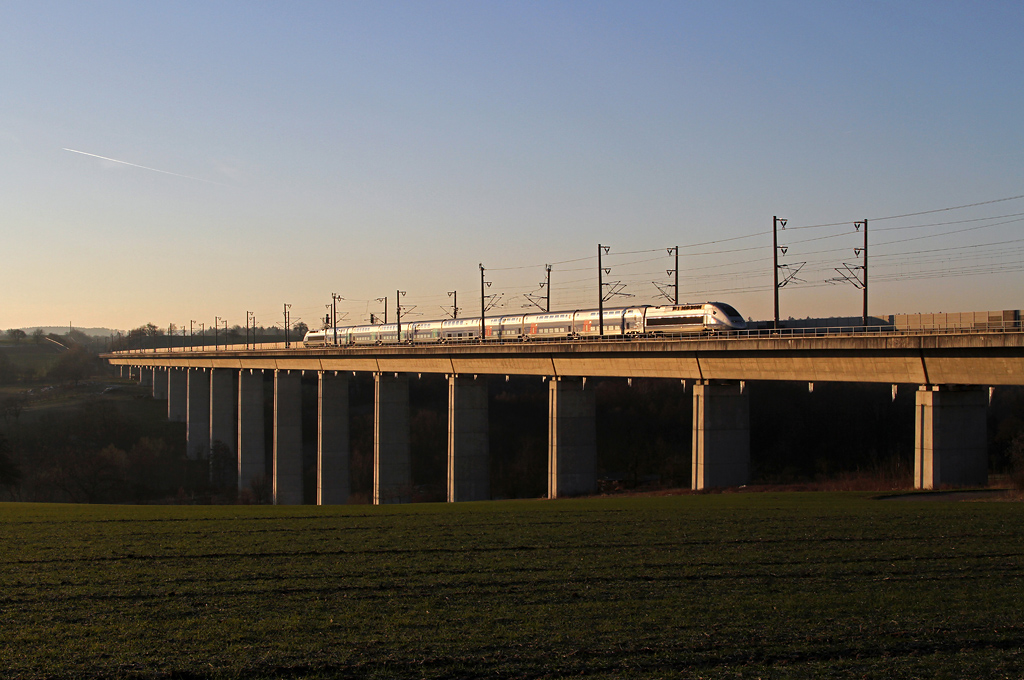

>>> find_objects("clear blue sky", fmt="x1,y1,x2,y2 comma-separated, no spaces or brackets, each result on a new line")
2,1,1022,332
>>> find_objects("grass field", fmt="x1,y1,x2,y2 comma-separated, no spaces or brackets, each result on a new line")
0,342,65,378
1,493,1022,679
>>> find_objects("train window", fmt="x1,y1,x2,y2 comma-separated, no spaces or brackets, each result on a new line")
717,303,742,318
647,316,702,326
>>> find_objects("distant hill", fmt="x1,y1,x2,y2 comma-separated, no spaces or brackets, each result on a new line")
11,327,122,338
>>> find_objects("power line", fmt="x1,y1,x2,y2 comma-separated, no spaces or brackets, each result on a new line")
872,216,1024,249
873,211,1024,232
870,193,1024,222
781,192,1024,230
265,192,1024,330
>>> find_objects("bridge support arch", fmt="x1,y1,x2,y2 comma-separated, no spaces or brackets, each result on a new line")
374,373,411,504
152,367,168,400
238,369,266,495
273,370,304,505
209,369,237,486
447,375,489,502
548,377,597,498
186,368,210,460
914,385,988,489
318,371,350,505
692,381,750,490
168,368,187,422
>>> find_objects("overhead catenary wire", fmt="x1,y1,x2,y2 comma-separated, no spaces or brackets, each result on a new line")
483,193,1024,271
778,193,1024,230
309,191,1024,326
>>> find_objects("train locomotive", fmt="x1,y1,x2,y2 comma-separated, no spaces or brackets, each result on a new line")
302,302,745,347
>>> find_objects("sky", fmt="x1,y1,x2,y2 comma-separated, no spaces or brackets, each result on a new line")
2,1,1022,333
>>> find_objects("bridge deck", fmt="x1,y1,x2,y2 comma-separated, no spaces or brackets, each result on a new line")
105,331,1024,386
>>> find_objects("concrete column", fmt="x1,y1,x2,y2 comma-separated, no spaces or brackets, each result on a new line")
209,369,237,485
186,368,210,460
318,372,350,505
448,375,490,502
915,385,988,489
118,365,126,378
547,377,596,498
168,368,187,422
140,367,153,388
692,381,750,490
237,369,266,494
273,370,304,505
152,367,168,400
374,373,411,504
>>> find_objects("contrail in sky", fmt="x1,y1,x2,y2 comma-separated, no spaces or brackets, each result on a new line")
62,148,228,186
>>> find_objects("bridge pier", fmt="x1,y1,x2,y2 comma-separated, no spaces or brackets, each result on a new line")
186,368,210,460
447,375,489,502
547,377,597,498
374,373,411,504
914,385,988,489
168,368,187,422
210,369,237,485
692,381,750,490
318,371,350,505
238,369,266,495
152,367,168,400
273,370,304,505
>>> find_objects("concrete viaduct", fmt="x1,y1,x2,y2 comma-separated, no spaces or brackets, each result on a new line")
104,329,1024,504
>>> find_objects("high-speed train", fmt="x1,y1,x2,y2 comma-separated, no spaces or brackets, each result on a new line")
302,302,745,347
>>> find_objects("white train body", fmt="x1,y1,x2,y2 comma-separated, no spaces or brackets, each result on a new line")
302,303,745,347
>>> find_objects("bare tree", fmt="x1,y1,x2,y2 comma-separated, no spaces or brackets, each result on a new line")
0,352,17,384
2,395,27,423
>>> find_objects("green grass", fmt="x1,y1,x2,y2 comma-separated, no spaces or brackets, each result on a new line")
1,493,1022,679
0,378,141,425
0,342,65,377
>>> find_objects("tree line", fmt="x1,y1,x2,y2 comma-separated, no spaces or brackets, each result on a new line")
110,322,311,351
0,333,100,386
